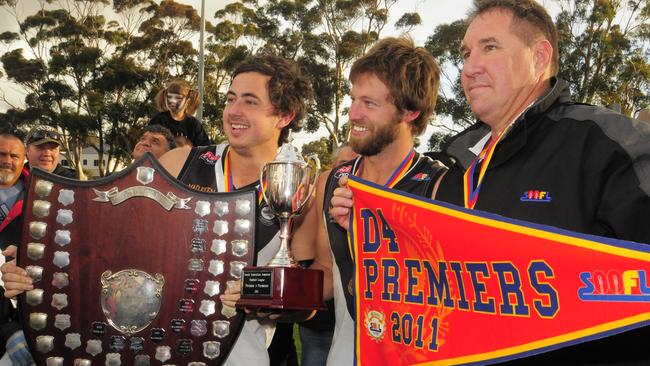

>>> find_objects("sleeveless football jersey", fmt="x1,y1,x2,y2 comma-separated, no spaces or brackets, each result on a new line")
178,144,280,365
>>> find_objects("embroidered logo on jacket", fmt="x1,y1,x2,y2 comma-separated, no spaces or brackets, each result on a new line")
411,172,430,181
199,151,221,165
520,190,552,202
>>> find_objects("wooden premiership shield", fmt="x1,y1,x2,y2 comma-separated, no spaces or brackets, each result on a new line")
18,153,255,365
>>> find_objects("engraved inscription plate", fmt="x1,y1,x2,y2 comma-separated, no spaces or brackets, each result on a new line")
54,314,71,330
242,269,274,298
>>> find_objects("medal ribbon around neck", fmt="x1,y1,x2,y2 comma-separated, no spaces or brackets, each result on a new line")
223,148,266,204
463,126,511,209
355,148,416,188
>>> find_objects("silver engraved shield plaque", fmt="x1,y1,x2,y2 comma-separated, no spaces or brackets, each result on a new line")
214,201,229,216
100,270,164,336
34,179,53,197
29,221,47,240
211,239,226,255
56,209,73,226
57,189,75,206
86,339,102,356
32,200,51,218
36,335,54,353
26,242,45,261
54,314,71,330
26,289,44,306
18,156,256,365
155,346,171,362
65,333,81,350
46,357,64,366
29,312,47,330
195,200,211,217
54,229,71,246
105,353,121,366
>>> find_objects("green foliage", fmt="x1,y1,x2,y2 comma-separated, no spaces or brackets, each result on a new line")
301,136,334,169
0,0,166,177
555,0,649,114
208,0,413,153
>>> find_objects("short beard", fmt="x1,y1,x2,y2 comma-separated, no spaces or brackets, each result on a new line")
0,172,16,185
350,114,401,157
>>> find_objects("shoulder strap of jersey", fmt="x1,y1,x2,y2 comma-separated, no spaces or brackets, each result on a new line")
213,143,229,193
417,154,449,198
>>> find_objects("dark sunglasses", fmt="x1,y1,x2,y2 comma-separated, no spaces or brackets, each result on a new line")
28,130,60,142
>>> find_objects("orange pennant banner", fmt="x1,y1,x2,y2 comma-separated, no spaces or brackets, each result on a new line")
348,176,650,365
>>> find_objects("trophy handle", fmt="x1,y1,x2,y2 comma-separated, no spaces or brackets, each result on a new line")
304,154,321,203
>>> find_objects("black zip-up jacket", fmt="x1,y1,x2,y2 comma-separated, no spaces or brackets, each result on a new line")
436,78,650,364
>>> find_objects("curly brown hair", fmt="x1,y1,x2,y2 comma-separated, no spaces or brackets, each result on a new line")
350,37,441,137
232,55,313,145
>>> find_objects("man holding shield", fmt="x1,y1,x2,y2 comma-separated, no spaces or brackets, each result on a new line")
160,54,314,365
1,55,314,365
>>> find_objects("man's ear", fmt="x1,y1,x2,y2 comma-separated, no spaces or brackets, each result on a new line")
276,111,296,129
533,39,553,77
402,110,421,125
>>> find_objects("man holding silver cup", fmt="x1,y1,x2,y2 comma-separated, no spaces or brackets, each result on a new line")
1,54,316,366
159,54,316,366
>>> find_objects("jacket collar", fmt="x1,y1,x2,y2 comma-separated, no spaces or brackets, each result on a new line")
444,78,570,169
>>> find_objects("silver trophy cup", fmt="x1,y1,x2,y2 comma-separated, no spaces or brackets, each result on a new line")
261,140,320,267
238,133,326,310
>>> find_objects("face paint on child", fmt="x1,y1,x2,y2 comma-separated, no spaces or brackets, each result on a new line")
165,92,186,112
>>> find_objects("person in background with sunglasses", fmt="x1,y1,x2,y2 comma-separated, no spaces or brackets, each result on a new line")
24,126,77,179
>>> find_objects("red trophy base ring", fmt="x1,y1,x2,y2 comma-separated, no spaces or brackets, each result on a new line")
237,266,326,310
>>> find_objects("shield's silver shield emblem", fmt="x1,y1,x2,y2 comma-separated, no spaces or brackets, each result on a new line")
136,166,155,185
36,335,54,353
203,341,221,359
155,346,171,362
100,270,164,336
51,293,68,310
105,353,121,366
65,333,81,350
